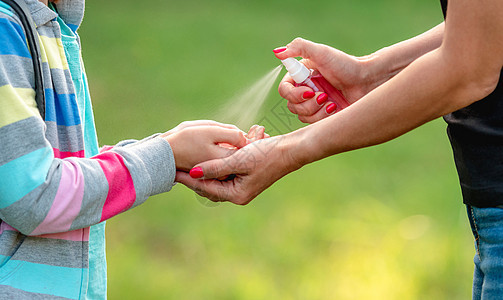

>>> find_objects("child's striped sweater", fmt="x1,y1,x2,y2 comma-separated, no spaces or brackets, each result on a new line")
0,0,176,298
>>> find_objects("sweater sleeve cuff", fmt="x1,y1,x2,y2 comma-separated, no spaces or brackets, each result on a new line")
108,133,162,149
112,136,176,199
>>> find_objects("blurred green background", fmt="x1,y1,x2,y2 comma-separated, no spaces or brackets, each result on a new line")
79,0,473,299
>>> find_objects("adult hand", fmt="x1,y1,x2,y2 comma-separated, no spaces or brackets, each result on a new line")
176,134,301,205
162,121,270,172
161,121,247,172
274,38,380,123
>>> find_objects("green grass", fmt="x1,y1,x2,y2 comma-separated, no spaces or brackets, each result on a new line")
79,0,473,299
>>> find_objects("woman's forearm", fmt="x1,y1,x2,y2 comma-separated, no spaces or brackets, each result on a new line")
289,0,503,166
290,43,499,166
360,23,445,90
179,0,503,206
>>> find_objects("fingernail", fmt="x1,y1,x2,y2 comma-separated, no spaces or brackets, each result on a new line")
189,167,204,178
273,47,287,54
326,103,337,114
302,91,316,99
316,93,328,105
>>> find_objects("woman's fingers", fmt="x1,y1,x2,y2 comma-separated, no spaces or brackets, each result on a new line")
287,91,330,115
297,102,338,123
176,171,233,202
273,37,325,62
278,76,315,105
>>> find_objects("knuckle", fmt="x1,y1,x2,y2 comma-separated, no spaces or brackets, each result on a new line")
291,37,305,46
298,115,309,124
305,102,320,115
298,103,312,115
205,164,220,178
278,81,293,98
287,102,297,114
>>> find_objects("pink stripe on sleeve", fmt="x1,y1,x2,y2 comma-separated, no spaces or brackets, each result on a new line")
0,222,18,234
0,221,89,241
96,151,136,222
53,148,85,159
99,145,114,153
38,227,90,242
31,160,85,235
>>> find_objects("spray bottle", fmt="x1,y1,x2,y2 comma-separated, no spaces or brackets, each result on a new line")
280,57,350,113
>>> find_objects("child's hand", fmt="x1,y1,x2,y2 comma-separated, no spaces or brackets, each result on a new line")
213,124,270,151
161,124,247,171
164,120,245,136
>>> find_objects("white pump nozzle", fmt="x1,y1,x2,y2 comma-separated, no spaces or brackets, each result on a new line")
281,58,311,84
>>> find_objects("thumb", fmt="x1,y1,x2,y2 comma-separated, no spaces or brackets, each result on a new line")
189,156,237,179
274,37,324,61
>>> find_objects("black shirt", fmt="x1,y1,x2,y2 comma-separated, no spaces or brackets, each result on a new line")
441,0,503,207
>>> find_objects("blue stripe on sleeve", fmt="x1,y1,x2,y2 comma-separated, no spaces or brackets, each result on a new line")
0,3,14,17
0,256,83,299
0,17,30,58
0,147,53,209
44,88,81,126
67,23,79,33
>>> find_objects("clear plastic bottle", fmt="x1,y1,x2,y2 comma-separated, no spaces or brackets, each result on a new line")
281,58,349,113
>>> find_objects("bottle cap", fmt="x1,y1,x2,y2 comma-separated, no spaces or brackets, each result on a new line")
281,58,311,84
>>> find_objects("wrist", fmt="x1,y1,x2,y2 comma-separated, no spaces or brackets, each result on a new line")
162,132,185,170
280,129,317,172
283,118,347,169
356,51,397,92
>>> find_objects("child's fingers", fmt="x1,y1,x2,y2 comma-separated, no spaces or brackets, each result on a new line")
176,120,245,134
253,125,265,140
212,144,239,160
247,124,259,140
210,128,248,149
246,125,267,143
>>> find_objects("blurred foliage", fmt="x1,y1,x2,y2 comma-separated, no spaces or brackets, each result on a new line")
79,0,473,299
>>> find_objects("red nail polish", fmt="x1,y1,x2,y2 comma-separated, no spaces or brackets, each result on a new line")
302,91,315,99
316,93,328,105
273,47,287,54
326,103,337,114
189,167,204,178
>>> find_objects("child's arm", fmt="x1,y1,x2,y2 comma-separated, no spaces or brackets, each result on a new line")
0,10,245,235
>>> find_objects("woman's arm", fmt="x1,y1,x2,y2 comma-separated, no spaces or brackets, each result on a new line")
276,23,445,123
294,1,502,165
177,0,503,205
359,22,445,92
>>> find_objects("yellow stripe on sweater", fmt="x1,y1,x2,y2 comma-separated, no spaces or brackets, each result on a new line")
0,85,39,128
38,35,69,71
